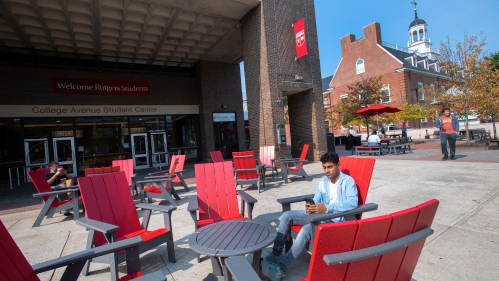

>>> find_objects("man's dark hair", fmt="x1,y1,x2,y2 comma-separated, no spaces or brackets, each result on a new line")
320,152,339,165
49,161,59,167
441,107,450,113
372,130,377,135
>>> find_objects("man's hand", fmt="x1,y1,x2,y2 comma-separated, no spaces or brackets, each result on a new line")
306,203,327,214
55,169,63,176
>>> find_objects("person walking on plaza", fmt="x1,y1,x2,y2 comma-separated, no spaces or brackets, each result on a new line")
261,152,358,280
402,123,407,139
436,107,459,160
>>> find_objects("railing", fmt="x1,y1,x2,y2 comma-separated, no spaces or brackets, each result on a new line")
381,41,439,57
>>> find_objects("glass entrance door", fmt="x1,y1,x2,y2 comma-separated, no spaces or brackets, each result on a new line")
150,132,168,168
24,138,49,178
53,137,77,178
131,133,149,169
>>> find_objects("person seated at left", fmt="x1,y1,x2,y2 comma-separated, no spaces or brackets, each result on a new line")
368,130,381,153
44,161,75,215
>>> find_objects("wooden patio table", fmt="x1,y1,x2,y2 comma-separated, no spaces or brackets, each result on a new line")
189,220,276,280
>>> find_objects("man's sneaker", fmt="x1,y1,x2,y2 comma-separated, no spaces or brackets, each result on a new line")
450,156,455,160
261,258,285,281
442,155,449,160
63,211,71,216
264,253,283,264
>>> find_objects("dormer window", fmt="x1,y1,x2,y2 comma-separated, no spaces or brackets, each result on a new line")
356,59,365,74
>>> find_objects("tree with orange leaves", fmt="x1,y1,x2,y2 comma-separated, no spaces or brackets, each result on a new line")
421,32,494,144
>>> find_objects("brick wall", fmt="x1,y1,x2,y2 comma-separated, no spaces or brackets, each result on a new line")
198,60,245,160
241,0,326,162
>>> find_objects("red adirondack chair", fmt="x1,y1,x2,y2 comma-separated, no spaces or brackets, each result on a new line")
229,200,439,281
210,150,224,163
84,166,120,176
280,144,310,183
136,159,181,206
0,219,167,281
258,146,278,178
188,161,258,262
28,168,83,227
277,157,377,252
76,171,176,281
146,155,189,191
233,151,265,193
112,159,138,193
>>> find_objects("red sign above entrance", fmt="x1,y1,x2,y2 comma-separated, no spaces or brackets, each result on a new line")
294,19,307,59
52,77,150,96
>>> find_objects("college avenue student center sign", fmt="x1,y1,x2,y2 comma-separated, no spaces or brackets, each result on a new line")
0,105,199,117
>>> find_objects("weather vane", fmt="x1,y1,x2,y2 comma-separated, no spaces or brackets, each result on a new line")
411,1,418,11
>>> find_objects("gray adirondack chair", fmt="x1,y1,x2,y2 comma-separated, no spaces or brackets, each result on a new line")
280,144,310,184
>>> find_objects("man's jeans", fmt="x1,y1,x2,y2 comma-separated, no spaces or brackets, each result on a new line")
271,210,333,273
441,132,457,157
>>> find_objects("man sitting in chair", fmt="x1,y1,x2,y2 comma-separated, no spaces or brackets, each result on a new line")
262,152,358,280
44,161,75,215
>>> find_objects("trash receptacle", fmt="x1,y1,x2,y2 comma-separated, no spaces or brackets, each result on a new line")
340,136,347,145
335,136,340,145
345,138,353,150
326,133,335,153
354,136,361,146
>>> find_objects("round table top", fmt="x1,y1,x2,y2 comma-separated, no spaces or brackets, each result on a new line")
188,220,276,258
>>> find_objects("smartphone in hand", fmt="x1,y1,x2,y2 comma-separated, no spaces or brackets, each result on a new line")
305,198,315,205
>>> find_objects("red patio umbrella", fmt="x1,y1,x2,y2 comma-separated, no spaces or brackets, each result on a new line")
352,104,401,131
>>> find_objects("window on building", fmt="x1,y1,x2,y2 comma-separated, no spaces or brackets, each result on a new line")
418,82,424,101
380,86,391,103
419,29,424,41
323,97,328,108
356,59,365,74
421,118,427,123
340,94,348,100
358,91,366,101
412,31,418,43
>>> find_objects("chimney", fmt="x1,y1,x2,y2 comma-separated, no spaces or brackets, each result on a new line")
340,34,356,55
363,22,382,45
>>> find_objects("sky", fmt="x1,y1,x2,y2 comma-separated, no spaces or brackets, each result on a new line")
240,0,499,93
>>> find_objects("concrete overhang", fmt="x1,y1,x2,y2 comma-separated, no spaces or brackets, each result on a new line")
0,0,260,64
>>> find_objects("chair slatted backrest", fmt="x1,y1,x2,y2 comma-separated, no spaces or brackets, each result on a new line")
0,220,40,281
307,220,358,280
373,207,420,281
27,168,59,205
170,155,185,178
259,146,275,167
210,151,224,163
84,166,120,177
233,151,259,180
78,172,142,248
343,215,393,281
307,200,438,281
112,159,134,185
195,162,239,220
395,199,439,281
339,157,376,219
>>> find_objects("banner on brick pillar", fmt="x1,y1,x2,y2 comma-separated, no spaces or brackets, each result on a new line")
294,19,307,59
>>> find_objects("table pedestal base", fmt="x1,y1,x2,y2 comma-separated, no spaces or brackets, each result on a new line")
209,250,263,281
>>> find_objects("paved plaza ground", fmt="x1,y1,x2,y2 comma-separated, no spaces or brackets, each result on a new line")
1,142,498,280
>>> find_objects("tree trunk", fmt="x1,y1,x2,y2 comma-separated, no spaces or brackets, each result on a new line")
493,118,497,140
465,113,470,145
366,117,370,140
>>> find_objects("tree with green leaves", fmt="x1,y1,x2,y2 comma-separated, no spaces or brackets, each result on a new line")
486,52,499,71
334,75,386,139
382,102,427,126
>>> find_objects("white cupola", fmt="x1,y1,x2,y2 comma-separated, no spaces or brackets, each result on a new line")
407,2,438,59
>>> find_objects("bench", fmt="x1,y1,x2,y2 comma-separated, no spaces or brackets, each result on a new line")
387,143,413,155
433,130,440,139
354,146,382,156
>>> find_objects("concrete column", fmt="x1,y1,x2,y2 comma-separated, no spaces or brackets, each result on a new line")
241,0,327,162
